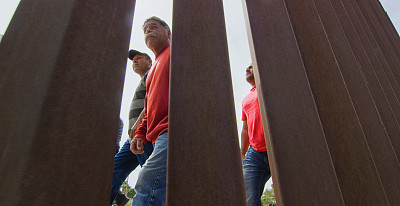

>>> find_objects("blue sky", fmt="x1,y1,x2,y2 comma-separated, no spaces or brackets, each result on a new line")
1,0,399,190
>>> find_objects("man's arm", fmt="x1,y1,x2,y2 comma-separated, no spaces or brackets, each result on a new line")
130,110,145,139
130,110,146,154
240,121,250,160
130,101,148,154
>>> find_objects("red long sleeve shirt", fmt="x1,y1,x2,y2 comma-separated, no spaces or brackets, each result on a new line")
134,46,170,143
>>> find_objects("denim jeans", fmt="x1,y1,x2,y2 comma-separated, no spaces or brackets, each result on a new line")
131,132,168,206
109,139,153,205
243,146,271,206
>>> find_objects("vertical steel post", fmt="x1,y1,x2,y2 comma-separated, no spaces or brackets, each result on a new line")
353,0,400,88
346,0,400,102
0,0,135,205
314,0,400,204
167,0,246,205
242,0,344,205
244,0,400,204
344,0,400,159
367,0,400,60
282,0,388,204
334,0,400,163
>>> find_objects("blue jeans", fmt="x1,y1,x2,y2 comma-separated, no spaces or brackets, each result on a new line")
243,146,271,206
109,139,153,205
131,132,168,206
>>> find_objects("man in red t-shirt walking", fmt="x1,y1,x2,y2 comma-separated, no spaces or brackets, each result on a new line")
241,65,271,206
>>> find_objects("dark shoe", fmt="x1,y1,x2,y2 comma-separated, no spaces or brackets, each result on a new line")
115,191,129,206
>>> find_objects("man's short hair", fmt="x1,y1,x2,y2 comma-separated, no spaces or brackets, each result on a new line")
143,16,171,32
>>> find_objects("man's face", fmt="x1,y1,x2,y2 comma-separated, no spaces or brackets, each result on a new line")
132,54,151,75
246,65,255,84
143,20,170,50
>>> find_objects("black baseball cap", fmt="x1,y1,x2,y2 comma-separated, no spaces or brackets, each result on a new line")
128,49,151,60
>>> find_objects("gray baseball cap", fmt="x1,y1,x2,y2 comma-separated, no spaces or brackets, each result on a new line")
128,49,151,60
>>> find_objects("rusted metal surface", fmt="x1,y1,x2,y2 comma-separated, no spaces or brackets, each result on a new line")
283,0,388,204
242,0,344,205
348,0,400,101
367,0,400,60
343,0,400,160
167,0,246,205
353,0,400,90
316,0,400,204
0,0,135,205
334,0,400,163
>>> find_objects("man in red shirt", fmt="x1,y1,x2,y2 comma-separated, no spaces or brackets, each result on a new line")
241,65,271,206
129,16,171,206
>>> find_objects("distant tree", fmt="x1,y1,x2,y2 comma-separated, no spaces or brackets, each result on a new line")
127,187,135,198
261,188,276,206
121,180,135,198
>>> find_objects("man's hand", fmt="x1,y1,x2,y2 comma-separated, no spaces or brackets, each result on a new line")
241,121,250,161
130,137,145,154
241,153,246,161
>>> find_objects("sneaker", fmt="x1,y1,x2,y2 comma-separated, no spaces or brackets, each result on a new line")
115,191,130,206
